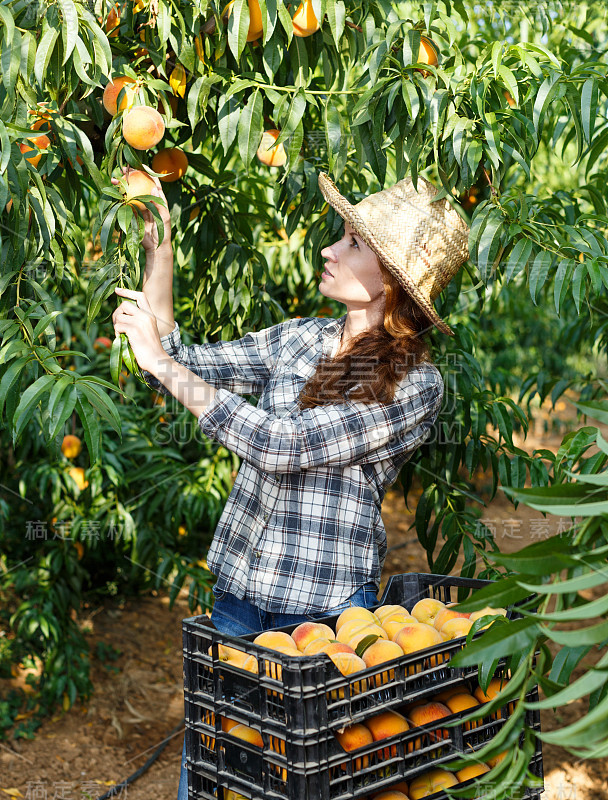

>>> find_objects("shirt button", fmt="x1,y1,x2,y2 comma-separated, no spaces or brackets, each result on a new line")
254,550,261,559
263,513,269,521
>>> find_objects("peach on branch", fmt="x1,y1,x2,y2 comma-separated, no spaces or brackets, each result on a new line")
151,147,188,182
103,75,137,115
61,435,82,459
122,105,165,149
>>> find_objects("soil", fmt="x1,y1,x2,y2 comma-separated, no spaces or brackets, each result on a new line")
1,391,607,800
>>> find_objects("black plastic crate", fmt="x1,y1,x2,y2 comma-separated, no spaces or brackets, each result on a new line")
182,573,507,739
185,678,543,800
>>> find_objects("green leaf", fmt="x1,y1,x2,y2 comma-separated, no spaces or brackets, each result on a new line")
504,237,533,284
326,0,345,49
13,374,56,443
533,73,561,141
355,634,379,658
110,335,122,385
78,381,121,434
581,77,598,144
572,400,608,426
517,569,608,596
0,356,32,418
532,653,608,710
476,210,505,284
554,258,575,315
58,0,79,64
34,27,60,86
538,689,608,745
528,250,552,305
227,0,250,62
75,395,101,464
238,88,263,168
453,576,533,613
541,619,608,647
448,618,540,668
48,380,78,440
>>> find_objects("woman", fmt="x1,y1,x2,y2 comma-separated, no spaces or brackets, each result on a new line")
111,170,470,797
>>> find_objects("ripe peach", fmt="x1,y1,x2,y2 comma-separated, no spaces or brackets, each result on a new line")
336,605,379,631
364,710,410,759
241,654,258,673
444,692,480,730
434,606,471,632
408,702,451,748
371,792,409,800
292,0,320,37
381,610,415,628
20,133,51,167
486,750,508,768
68,466,88,491
456,762,490,782
346,623,388,650
216,644,249,668
123,169,156,211
474,676,509,704
411,597,445,625
253,631,297,650
61,434,82,459
432,684,468,702
335,619,371,644
322,641,355,657
151,147,188,182
122,105,165,150
374,605,409,624
469,606,507,626
408,769,458,799
302,637,333,655
220,716,241,733
291,621,335,652
229,723,263,747
327,652,367,698
415,36,440,78
93,336,112,352
361,639,403,685
222,0,263,41
335,723,373,771
383,618,418,641
439,617,473,640
103,76,137,116
256,129,287,167
393,623,443,655
224,791,249,800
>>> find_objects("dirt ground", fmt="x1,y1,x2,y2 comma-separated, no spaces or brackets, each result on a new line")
1,391,607,800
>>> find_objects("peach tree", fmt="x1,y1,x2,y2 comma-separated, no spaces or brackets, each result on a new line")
0,0,607,788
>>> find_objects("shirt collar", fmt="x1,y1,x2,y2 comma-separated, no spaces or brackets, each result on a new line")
320,315,347,338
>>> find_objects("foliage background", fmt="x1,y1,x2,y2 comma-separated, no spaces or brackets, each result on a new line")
1,0,607,796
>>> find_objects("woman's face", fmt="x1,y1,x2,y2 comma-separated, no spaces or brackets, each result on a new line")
319,221,385,308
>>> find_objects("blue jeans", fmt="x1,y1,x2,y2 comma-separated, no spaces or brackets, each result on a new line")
177,582,378,799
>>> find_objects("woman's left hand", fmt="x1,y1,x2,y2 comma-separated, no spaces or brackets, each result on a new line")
112,287,167,374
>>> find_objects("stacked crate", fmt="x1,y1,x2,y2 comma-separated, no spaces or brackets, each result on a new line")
182,573,544,800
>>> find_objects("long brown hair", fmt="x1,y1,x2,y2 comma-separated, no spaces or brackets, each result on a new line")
297,263,435,409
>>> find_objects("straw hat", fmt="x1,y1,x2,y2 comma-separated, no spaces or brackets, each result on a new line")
318,172,470,336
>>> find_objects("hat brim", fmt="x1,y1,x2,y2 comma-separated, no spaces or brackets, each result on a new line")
318,172,454,336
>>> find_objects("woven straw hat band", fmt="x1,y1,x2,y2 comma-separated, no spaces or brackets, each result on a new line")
318,172,470,336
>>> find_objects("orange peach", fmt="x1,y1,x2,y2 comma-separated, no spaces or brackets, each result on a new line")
456,762,490,782
151,147,188,182
222,0,263,42
302,637,333,655
122,105,165,150
327,652,367,698
374,604,410,624
433,606,471,632
20,133,51,168
383,618,419,641
486,750,508,768
68,466,88,491
381,610,415,628
407,702,451,747
439,617,473,640
474,676,509,704
335,723,374,770
371,792,409,800
361,639,403,685
253,631,297,650
216,644,249,668
291,621,335,652
61,434,82,459
224,791,249,800
364,710,410,759
220,716,241,733
241,654,258,673
373,784,409,799
346,623,388,650
292,0,320,37
432,684,468,702
103,75,137,115
322,641,356,657
123,169,156,211
256,129,286,167
393,623,443,655
229,723,263,747
411,597,445,625
445,692,480,730
409,769,458,799
336,606,379,632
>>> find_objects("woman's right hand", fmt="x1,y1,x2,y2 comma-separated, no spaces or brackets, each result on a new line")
112,166,172,253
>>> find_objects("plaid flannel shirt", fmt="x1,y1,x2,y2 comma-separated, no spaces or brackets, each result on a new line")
143,315,443,614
